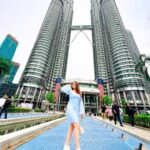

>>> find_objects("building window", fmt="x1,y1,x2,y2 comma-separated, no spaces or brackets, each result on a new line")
133,90,141,100
125,91,133,100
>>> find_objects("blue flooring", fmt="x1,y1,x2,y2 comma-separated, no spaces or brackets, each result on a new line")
0,113,52,119
15,117,150,150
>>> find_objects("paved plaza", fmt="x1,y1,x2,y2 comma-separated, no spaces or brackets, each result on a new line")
15,116,150,150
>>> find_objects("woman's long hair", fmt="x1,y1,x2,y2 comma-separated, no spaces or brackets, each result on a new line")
71,81,81,95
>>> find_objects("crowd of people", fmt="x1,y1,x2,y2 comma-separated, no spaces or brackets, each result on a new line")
102,102,136,128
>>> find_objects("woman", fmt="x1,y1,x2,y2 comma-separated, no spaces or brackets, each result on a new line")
105,106,113,121
61,81,85,150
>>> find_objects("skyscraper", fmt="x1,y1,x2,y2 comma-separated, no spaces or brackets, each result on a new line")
7,61,20,82
91,0,149,107
17,0,149,108
0,34,18,60
17,0,73,105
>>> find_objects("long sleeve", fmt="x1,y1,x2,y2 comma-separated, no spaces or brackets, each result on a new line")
79,98,85,115
61,84,71,95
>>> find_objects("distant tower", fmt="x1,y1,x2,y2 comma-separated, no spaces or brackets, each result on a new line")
16,0,73,106
0,34,18,60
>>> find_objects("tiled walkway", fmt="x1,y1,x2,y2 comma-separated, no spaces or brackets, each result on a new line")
15,117,150,150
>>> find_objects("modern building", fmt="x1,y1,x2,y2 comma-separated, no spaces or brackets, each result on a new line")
0,82,18,97
16,0,73,105
91,0,149,109
0,34,20,83
7,61,20,82
17,0,150,110
0,34,18,60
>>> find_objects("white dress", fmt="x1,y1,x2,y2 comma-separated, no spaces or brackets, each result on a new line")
61,85,85,123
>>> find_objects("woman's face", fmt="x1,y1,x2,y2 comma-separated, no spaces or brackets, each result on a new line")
71,82,76,89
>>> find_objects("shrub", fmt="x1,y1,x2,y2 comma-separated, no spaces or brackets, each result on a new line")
8,107,31,113
34,108,44,112
123,114,150,128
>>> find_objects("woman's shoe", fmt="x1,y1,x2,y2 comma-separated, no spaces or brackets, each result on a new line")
63,145,70,150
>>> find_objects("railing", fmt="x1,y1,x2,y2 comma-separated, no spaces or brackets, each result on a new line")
0,114,65,135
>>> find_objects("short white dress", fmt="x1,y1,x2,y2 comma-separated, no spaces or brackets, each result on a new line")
61,85,85,123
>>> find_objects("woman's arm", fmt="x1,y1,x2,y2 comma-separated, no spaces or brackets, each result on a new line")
79,98,85,117
61,84,71,95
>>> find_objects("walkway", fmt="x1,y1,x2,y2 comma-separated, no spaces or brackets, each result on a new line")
15,117,150,150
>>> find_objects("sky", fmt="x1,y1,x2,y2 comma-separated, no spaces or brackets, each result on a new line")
0,0,150,83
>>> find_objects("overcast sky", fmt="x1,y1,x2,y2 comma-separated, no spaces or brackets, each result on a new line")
0,0,150,83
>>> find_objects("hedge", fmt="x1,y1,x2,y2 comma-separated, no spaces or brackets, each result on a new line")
8,107,31,113
123,114,150,128
34,108,44,112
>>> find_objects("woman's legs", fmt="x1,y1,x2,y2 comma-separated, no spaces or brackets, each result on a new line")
65,123,74,145
73,123,80,149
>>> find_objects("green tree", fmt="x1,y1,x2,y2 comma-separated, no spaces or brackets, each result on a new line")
12,94,19,106
120,99,126,108
45,92,55,113
135,55,150,82
0,57,12,79
102,95,112,106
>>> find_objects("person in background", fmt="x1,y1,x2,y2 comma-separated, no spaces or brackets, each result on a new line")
105,106,113,121
112,101,123,127
61,81,85,150
119,107,124,123
101,104,106,119
0,96,6,114
125,104,136,128
0,95,12,119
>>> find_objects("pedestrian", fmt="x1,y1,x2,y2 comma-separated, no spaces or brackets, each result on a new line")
61,81,85,150
125,104,136,128
119,107,124,123
0,95,12,119
0,96,6,113
112,101,123,127
105,106,113,121
101,104,106,119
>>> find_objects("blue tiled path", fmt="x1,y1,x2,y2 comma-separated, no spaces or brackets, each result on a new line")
15,117,150,150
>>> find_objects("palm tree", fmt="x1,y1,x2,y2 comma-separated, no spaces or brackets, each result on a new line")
0,57,12,79
135,55,150,82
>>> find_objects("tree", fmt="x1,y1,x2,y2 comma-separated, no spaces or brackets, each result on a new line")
0,57,12,79
102,95,112,106
135,55,150,82
45,92,55,113
12,94,19,107
120,99,126,108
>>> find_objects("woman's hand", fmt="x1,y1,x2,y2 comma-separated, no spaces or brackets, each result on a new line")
80,114,85,119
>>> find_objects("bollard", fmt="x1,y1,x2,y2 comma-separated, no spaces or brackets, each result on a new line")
121,134,124,139
112,128,114,132
138,143,142,150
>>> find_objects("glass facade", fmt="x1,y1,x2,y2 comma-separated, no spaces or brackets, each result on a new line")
7,62,20,82
17,0,149,109
91,0,149,108
0,34,18,60
17,0,73,105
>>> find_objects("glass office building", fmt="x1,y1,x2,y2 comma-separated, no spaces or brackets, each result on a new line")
0,34,18,60
17,0,150,109
17,0,73,106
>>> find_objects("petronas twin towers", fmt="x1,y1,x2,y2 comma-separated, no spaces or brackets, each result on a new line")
17,0,150,107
